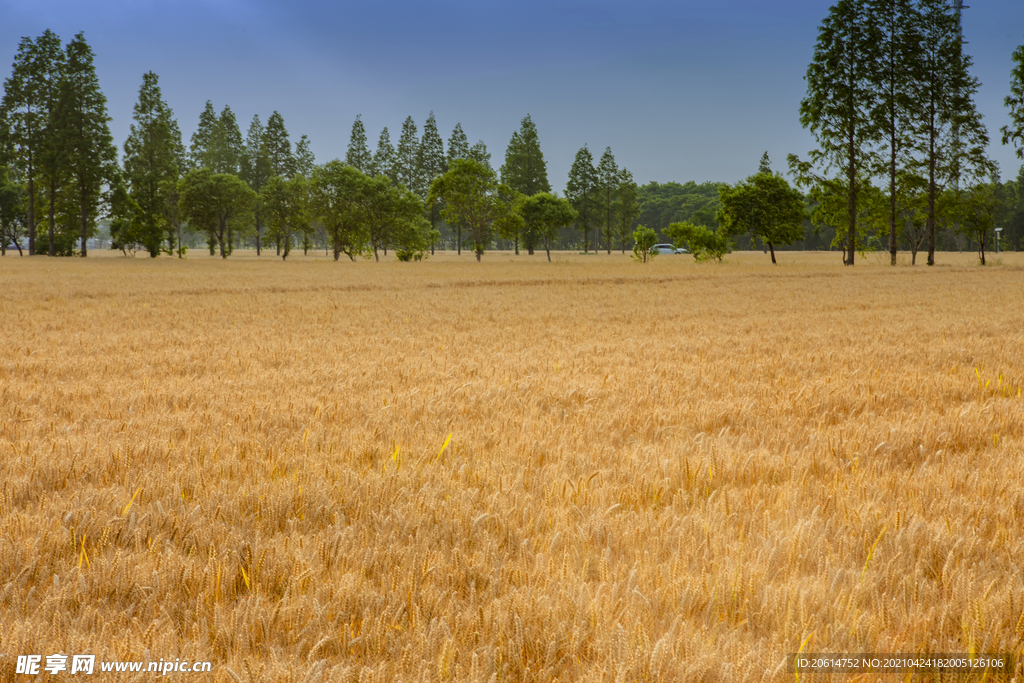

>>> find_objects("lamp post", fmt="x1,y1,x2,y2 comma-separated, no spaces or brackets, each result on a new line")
995,227,1002,254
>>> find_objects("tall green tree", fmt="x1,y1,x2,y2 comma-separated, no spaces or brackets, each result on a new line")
361,175,425,261
500,114,550,197
241,115,270,254
189,101,218,169
309,160,369,261
716,168,806,264
123,71,183,257
346,115,372,173
915,0,992,265
596,147,618,253
565,145,599,252
795,0,878,265
520,192,577,261
428,158,509,261
263,111,294,178
177,168,254,258
447,123,470,164
294,135,315,178
468,140,492,170
261,174,308,260
395,115,421,192
867,0,921,265
51,33,116,257
1002,38,1024,159
418,112,447,253
373,127,396,184
0,30,64,255
613,168,641,253
0,164,27,255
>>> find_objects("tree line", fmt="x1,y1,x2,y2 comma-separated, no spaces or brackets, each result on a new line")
2,19,1024,263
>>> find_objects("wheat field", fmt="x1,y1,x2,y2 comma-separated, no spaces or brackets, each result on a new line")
1,250,1023,682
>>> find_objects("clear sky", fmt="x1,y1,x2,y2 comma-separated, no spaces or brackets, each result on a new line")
2,0,1023,187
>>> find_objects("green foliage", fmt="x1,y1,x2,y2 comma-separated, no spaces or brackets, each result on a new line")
716,169,805,264
952,180,999,264
177,168,255,258
468,140,491,171
520,192,576,261
361,173,425,261
345,115,372,174
260,174,308,260
123,71,182,257
263,111,293,178
613,168,641,252
428,158,509,261
294,135,315,179
596,147,618,253
308,160,369,261
565,145,599,252
395,115,421,193
1004,39,1024,159
446,123,470,165
500,114,550,198
372,127,396,184
51,33,117,257
636,181,722,236
665,221,732,262
631,224,657,262
0,165,27,254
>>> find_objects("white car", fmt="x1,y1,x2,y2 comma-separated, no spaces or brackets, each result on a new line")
650,243,687,254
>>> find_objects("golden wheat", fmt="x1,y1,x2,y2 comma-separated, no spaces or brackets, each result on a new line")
1,250,1022,682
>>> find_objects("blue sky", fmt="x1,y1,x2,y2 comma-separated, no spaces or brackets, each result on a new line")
2,0,1023,186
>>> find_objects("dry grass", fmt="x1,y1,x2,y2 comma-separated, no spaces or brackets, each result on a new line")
1,250,1023,682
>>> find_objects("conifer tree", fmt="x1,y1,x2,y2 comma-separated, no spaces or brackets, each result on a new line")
263,111,294,178
447,123,470,164
0,29,64,255
189,101,218,170
596,147,618,253
469,141,491,170
345,115,372,173
613,168,641,253
418,112,447,252
294,135,315,178
51,33,116,257
566,145,599,252
241,114,270,254
373,127,396,184
395,115,421,192
500,114,550,197
123,71,183,256
1004,38,1024,158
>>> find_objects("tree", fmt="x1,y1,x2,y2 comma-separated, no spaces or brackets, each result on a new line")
520,192,577,261
632,225,658,262
796,0,878,265
51,33,117,257
395,115,421,193
500,114,550,198
0,165,26,255
0,30,64,255
596,147,618,253
565,145,599,252
177,168,254,258
716,168,806,264
294,135,315,178
240,115,269,255
263,111,294,178
308,160,369,261
1003,38,1024,159
953,178,999,264
261,174,308,260
123,71,183,257
157,177,185,257
372,127,396,184
468,140,491,170
867,0,921,265
447,123,470,164
915,0,992,265
417,112,446,253
361,174,425,261
428,158,510,261
613,168,641,253
345,115,373,173
665,221,732,262
189,101,218,169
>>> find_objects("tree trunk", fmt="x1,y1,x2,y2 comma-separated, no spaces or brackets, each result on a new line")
457,225,462,255
545,239,551,262
846,124,856,266
583,224,588,253
768,241,776,265
927,97,937,266
515,235,519,256
889,116,897,266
